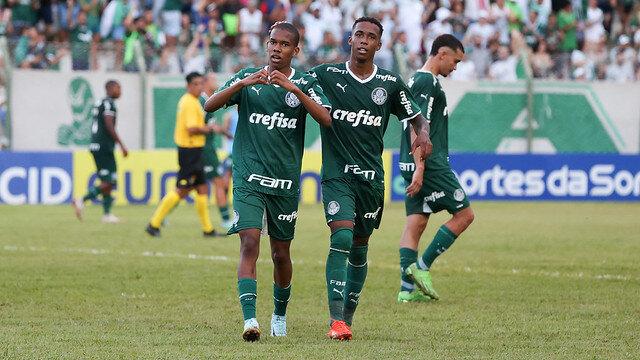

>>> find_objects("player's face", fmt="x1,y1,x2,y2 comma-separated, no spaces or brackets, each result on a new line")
110,84,121,99
266,28,299,70
188,76,204,96
440,48,465,77
348,22,382,62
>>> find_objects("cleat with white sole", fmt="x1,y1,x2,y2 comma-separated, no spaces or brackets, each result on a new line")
270,314,287,337
101,213,121,224
243,318,260,342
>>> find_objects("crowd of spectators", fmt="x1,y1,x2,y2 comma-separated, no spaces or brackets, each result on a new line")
0,0,639,82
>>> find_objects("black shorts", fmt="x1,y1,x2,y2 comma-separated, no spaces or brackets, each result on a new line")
177,147,206,189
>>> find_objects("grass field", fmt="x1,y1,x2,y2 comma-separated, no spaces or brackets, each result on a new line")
1,202,639,359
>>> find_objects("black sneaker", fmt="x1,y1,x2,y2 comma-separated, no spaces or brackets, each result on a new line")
203,229,225,237
145,224,161,237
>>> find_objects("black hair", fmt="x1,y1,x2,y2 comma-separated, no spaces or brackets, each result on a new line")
105,80,119,90
185,71,203,84
429,34,464,56
269,21,300,46
352,17,384,38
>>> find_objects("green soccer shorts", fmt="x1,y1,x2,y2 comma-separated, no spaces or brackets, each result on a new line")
229,185,299,241
322,177,385,237
405,169,470,216
91,150,117,184
203,148,221,180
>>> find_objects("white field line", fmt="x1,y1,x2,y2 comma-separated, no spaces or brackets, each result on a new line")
2,245,638,283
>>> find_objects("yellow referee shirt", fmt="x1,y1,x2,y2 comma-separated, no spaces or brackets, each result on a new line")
174,93,205,148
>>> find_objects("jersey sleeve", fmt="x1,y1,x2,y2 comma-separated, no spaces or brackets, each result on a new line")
218,68,247,107
304,75,332,111
391,79,421,122
103,99,116,117
411,74,437,122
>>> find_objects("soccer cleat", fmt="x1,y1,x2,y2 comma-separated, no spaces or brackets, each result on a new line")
270,314,287,337
243,318,260,342
101,213,121,223
145,224,161,237
72,198,84,221
397,290,431,303
203,229,225,237
405,264,440,300
326,320,352,341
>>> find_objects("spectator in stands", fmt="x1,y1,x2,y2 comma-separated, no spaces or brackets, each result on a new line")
466,33,492,77
219,0,242,49
69,10,94,70
606,48,635,82
315,30,342,65
490,0,510,43
557,1,577,78
584,0,606,53
161,0,183,48
238,0,262,52
100,0,131,71
529,0,551,29
571,42,594,80
489,44,518,81
8,0,39,34
396,0,424,56
465,0,490,22
450,0,470,40
465,10,495,46
530,39,553,78
301,2,325,54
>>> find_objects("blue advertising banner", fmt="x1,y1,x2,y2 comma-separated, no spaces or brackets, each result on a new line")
391,153,640,201
0,152,73,205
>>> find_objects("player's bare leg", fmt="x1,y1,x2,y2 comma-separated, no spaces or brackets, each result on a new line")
238,229,261,341
326,220,354,340
270,238,292,337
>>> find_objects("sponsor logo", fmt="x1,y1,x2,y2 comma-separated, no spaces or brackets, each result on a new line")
327,200,340,215
277,210,298,223
307,87,323,105
0,166,72,205
89,143,101,151
399,162,415,172
248,112,298,130
291,77,308,85
247,173,293,190
454,188,465,201
344,164,376,180
327,66,347,74
363,206,381,219
425,191,445,202
336,83,347,92
407,77,415,88
332,109,382,127
329,280,346,286
399,90,414,115
371,87,388,105
250,86,261,95
284,92,301,107
375,74,397,82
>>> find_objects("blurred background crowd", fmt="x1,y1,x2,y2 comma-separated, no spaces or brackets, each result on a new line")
0,0,639,81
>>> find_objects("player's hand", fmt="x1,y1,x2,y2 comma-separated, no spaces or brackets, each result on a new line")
241,69,269,87
406,168,424,197
411,131,432,161
121,145,129,158
268,70,297,92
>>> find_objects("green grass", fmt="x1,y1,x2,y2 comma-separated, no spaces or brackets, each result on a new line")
1,202,639,359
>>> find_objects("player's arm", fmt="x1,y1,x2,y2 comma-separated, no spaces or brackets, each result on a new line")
269,70,331,127
408,114,432,161
104,115,128,157
406,128,425,197
204,69,269,112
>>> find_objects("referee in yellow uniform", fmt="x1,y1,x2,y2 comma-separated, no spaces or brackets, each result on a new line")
146,72,222,237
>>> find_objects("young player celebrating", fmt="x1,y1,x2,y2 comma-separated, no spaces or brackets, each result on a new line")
309,17,432,340
398,34,475,303
204,22,332,342
73,80,128,223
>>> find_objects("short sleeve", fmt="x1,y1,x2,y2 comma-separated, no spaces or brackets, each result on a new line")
103,99,116,117
391,79,421,122
411,74,437,122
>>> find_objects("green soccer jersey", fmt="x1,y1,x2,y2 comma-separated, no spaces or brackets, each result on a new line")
400,71,450,180
219,66,332,197
200,93,218,152
310,62,421,187
89,98,117,152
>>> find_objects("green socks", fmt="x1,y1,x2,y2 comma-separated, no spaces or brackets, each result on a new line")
399,247,418,292
343,244,368,326
418,225,458,270
219,205,230,222
82,186,101,202
102,194,113,215
238,278,257,320
325,228,353,321
273,283,291,316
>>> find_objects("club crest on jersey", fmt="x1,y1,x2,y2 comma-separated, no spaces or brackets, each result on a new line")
371,87,387,105
285,92,301,107
233,210,240,226
327,201,340,215
454,188,465,202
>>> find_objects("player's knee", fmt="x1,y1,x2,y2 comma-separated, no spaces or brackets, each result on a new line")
271,247,291,267
457,208,475,230
239,236,260,257
330,228,353,252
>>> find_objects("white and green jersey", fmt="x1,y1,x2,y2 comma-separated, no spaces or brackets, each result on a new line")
89,97,117,152
310,62,421,188
219,66,332,197
400,71,450,180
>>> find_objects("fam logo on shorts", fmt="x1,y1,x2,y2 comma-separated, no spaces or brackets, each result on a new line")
454,188,465,202
327,201,340,215
285,92,301,107
371,87,387,105
232,210,240,226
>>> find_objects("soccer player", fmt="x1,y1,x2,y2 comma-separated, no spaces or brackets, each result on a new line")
309,17,432,340
73,80,128,223
204,22,332,341
398,34,475,303
200,73,234,230
145,72,222,238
